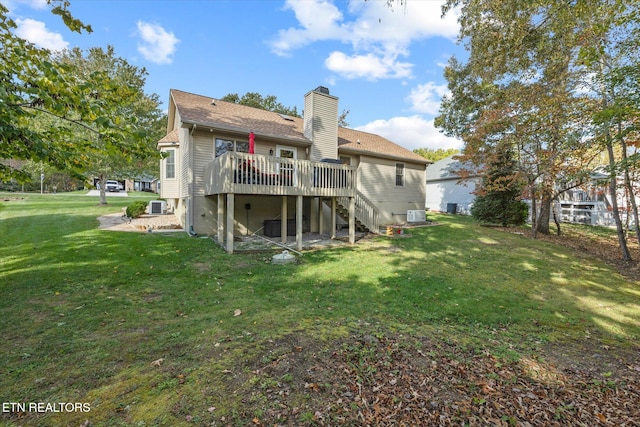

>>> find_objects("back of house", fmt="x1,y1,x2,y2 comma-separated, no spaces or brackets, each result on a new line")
157,86,428,250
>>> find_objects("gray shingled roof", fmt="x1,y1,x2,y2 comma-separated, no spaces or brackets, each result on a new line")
158,129,179,145
168,89,428,164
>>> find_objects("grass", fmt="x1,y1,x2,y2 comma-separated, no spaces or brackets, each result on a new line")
1,192,639,426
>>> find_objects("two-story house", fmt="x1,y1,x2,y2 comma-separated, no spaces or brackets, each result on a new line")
157,87,428,253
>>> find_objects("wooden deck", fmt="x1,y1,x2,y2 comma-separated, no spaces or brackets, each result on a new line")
204,152,357,197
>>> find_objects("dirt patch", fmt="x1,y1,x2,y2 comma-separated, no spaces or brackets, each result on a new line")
217,329,640,426
97,211,182,233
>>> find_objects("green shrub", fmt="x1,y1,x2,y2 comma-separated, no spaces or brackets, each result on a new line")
126,200,148,218
471,195,528,226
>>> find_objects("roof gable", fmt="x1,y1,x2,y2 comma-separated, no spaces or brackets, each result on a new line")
426,155,478,181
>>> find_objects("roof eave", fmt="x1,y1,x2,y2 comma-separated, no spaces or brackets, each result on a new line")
339,147,430,165
181,120,310,146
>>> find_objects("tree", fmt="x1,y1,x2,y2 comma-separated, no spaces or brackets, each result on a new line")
413,147,459,163
221,92,300,117
0,1,159,193
437,0,620,238
470,146,528,227
338,109,350,128
578,1,640,261
55,46,164,203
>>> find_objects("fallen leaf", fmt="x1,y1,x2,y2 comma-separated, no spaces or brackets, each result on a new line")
234,309,242,316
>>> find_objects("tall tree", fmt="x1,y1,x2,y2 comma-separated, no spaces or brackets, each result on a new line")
56,46,164,203
437,0,621,238
0,1,158,191
578,1,640,260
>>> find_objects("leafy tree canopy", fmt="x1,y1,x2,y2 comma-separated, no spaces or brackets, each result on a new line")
0,1,160,183
413,147,459,163
54,46,165,203
221,92,300,118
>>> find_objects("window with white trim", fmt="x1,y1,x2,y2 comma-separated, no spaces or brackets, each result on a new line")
395,162,404,187
215,138,248,157
165,149,175,179
339,155,352,165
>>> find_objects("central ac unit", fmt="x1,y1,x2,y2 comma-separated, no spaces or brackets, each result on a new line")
407,209,426,223
149,200,167,215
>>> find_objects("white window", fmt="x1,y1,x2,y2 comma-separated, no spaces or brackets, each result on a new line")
165,149,175,179
215,138,248,157
339,155,351,165
395,163,404,187
276,146,297,185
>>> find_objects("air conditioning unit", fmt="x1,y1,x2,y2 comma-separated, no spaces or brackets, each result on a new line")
407,209,426,223
149,200,167,215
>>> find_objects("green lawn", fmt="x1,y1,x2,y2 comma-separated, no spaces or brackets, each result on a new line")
1,193,638,426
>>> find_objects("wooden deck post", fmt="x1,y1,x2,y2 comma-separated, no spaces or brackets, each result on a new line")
217,194,224,244
296,195,303,251
318,197,324,234
226,193,234,254
331,197,337,239
349,196,355,244
281,196,287,244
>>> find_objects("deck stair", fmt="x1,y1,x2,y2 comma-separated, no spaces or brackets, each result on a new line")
324,190,380,233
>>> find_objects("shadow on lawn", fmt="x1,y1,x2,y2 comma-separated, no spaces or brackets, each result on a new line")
285,217,640,342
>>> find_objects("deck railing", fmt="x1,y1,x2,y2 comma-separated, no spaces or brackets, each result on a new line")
204,152,357,197
337,191,380,233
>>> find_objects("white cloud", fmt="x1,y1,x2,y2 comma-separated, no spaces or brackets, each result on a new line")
270,0,460,77
14,18,68,51
356,115,462,151
406,82,450,115
325,51,413,80
270,0,348,56
136,21,179,65
3,0,48,11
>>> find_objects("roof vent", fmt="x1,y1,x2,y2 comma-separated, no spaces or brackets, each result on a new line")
314,86,330,95
278,113,295,122
211,99,216,105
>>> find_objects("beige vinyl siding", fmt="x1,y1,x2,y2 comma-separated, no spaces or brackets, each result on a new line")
160,147,180,199
180,127,191,199
304,90,338,161
357,156,426,224
192,131,215,196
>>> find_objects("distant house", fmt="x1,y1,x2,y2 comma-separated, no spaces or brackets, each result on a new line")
125,176,158,193
425,156,624,227
157,87,429,253
425,155,479,215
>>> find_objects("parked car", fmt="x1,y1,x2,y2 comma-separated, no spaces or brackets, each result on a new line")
105,180,122,192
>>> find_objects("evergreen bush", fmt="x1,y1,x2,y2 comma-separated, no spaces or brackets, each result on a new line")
126,200,148,218
471,146,528,227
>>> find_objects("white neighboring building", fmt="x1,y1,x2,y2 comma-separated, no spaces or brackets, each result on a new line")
425,155,480,214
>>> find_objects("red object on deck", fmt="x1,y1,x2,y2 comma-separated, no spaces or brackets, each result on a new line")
249,132,255,154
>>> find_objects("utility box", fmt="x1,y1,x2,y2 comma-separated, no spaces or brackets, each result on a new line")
149,200,166,214
264,219,296,237
407,210,426,222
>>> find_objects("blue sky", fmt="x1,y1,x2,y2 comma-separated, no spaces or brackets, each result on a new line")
6,0,464,151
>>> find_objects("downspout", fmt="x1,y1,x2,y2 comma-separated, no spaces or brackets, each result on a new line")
188,124,197,236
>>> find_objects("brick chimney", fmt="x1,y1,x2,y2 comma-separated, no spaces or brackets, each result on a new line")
303,86,338,161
